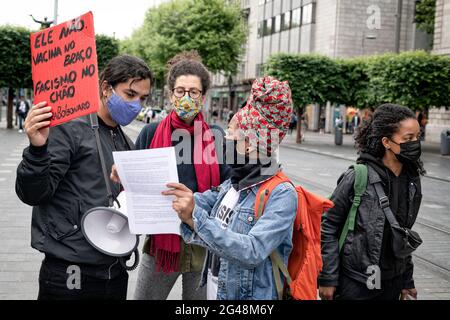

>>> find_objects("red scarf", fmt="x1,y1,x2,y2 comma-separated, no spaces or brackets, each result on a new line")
148,110,220,273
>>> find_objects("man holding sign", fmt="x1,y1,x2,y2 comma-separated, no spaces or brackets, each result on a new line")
15,12,153,300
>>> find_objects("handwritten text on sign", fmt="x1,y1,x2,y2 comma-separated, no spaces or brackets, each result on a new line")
31,12,99,127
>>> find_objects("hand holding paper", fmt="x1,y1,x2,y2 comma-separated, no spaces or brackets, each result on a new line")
162,183,195,229
112,147,181,235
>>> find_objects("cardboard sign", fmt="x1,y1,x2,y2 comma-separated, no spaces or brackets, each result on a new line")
31,12,99,127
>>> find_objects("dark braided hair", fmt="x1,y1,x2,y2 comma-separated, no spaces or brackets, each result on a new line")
355,103,425,175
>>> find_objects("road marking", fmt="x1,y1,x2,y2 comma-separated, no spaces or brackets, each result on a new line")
0,170,12,173
423,203,446,210
0,178,6,182
299,168,313,171
1,163,17,167
318,173,332,177
4,158,21,162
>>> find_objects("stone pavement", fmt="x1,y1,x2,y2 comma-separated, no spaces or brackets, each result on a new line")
281,131,450,182
0,115,182,300
0,115,448,300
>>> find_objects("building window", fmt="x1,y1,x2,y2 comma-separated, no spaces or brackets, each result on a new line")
263,18,273,36
256,63,265,77
274,15,281,33
302,3,316,25
258,0,265,5
281,11,291,31
257,21,263,38
291,7,301,28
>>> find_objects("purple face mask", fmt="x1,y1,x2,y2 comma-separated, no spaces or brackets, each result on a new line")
106,89,142,126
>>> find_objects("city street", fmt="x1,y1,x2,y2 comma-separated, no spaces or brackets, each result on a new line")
1,113,449,299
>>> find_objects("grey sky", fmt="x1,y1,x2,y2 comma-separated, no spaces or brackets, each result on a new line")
0,0,168,39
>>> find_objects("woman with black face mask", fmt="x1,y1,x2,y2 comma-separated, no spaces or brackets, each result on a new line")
319,104,425,301
161,76,298,300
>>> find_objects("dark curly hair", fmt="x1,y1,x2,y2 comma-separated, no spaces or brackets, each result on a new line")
167,50,211,94
355,103,425,175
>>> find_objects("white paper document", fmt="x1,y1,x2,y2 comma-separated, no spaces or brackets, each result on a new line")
112,147,181,235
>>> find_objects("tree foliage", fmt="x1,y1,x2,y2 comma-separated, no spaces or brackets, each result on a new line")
415,0,436,35
95,34,120,73
121,0,247,81
265,53,343,109
266,51,450,112
0,25,32,89
366,51,450,111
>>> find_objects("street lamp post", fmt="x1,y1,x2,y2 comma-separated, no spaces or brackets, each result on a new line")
53,0,58,25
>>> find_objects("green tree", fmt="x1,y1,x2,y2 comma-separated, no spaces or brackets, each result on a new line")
366,51,450,111
265,53,343,143
122,0,247,107
415,0,436,35
0,26,32,129
95,34,120,73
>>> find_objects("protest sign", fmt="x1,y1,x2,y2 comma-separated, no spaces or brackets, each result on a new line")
31,11,99,127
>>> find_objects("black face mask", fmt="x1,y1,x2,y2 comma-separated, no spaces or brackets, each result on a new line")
225,139,251,169
390,139,422,164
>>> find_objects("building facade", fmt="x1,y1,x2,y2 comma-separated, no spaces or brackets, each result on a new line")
209,0,432,130
427,0,450,143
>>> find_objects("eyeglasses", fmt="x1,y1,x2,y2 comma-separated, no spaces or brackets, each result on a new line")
172,87,202,99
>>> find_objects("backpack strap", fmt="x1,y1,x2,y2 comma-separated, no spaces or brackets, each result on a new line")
338,164,368,252
255,171,291,219
254,171,293,300
270,251,292,299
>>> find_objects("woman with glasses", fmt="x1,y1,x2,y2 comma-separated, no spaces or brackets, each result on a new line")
131,51,231,300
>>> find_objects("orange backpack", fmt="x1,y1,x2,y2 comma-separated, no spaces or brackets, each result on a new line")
255,171,334,300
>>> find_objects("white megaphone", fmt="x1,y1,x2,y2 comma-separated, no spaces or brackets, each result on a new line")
81,191,140,271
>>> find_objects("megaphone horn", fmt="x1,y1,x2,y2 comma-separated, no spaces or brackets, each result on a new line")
81,192,140,271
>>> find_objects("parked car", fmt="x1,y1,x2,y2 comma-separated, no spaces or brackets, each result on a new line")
136,106,150,122
145,108,167,123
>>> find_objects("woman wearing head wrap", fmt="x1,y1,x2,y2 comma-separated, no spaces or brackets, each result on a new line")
162,76,298,300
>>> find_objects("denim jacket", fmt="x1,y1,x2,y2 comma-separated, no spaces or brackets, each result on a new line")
180,178,298,300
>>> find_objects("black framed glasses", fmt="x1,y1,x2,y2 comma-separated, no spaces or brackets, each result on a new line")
172,87,202,99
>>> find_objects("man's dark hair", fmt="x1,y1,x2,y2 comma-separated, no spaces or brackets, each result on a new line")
99,55,154,97
167,51,211,94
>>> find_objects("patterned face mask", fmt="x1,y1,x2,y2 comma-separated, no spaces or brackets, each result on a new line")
172,95,202,120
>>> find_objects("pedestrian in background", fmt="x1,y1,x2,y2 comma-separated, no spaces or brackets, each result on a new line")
319,104,424,300
15,95,30,133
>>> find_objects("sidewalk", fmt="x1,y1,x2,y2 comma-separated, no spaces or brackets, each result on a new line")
282,131,450,182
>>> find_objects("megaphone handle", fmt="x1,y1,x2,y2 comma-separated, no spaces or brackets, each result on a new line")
120,248,140,271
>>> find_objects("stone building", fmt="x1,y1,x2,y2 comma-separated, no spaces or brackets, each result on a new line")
427,0,450,144
209,0,432,131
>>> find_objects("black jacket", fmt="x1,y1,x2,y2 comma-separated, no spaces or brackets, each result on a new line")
319,153,422,289
16,100,30,116
16,116,133,279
